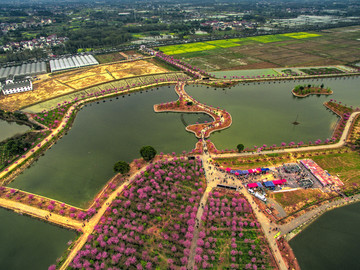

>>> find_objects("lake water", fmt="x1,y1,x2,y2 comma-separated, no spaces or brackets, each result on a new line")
3,75,360,268
290,202,360,270
10,86,211,207
186,76,360,150
0,207,75,270
0,120,29,142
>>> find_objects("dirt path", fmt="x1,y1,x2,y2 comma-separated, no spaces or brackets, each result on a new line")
186,151,218,269
0,198,82,230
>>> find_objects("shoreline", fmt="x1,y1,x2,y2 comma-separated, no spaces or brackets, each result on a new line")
284,193,360,241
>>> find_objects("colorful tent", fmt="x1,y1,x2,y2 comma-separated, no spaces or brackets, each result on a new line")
247,183,258,188
273,180,284,185
263,181,275,188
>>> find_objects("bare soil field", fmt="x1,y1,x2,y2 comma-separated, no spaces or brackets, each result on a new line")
94,52,126,64
0,59,170,111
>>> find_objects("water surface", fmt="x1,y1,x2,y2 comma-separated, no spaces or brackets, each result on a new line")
186,77,360,150
0,208,75,270
0,120,29,142
10,87,203,207
290,202,360,270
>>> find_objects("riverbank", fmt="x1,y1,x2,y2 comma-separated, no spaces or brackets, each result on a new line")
283,193,360,241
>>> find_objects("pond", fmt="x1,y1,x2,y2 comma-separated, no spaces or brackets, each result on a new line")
290,202,360,270
0,120,29,142
186,76,360,150
10,86,211,207
0,207,75,270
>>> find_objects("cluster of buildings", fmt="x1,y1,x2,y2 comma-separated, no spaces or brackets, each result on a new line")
0,34,68,52
0,19,53,34
1,75,32,96
0,61,47,95
0,53,100,95
200,20,257,31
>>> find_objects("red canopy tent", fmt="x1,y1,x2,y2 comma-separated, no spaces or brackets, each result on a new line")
247,183,258,188
273,179,287,185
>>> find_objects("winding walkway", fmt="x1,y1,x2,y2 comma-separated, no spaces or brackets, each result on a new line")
154,82,232,138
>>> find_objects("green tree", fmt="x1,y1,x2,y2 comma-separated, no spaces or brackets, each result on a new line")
237,144,244,153
140,146,157,161
113,160,130,174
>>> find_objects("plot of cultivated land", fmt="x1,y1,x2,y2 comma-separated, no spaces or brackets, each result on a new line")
247,34,293,43
160,42,218,55
51,66,111,83
0,79,74,111
158,31,321,56
94,52,126,64
106,60,168,79
271,188,337,215
172,26,360,71
0,60,171,111
65,73,114,89
205,39,241,48
282,32,321,39
312,152,360,187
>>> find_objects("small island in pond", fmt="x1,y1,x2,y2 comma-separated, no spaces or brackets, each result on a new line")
292,84,333,97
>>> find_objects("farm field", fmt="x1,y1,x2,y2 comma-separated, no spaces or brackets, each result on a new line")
0,60,171,112
312,151,360,188
161,26,360,71
95,52,126,64
158,32,322,55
